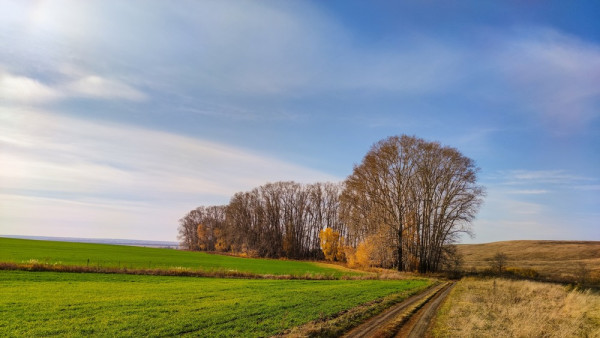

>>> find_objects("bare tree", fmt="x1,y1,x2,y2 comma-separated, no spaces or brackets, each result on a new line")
178,206,226,251
204,181,347,260
488,252,508,274
341,135,484,272
441,245,464,279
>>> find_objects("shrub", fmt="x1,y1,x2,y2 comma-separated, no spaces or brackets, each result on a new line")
506,267,539,279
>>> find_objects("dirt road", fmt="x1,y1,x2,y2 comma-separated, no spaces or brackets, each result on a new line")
344,282,454,338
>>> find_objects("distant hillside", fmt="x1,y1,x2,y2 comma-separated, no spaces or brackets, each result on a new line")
457,240,600,281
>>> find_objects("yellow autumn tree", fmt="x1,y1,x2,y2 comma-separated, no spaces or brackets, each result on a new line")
346,231,395,268
214,228,229,252
319,228,345,261
354,239,373,267
197,224,207,250
344,246,357,267
345,240,373,268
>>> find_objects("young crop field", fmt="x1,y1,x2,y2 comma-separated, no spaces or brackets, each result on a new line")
0,238,357,277
0,271,430,337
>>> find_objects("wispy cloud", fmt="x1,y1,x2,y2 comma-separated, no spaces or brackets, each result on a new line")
0,193,177,240
3,2,598,131
468,167,600,243
0,70,62,103
176,104,302,122
0,109,337,198
467,185,597,243
500,169,595,185
490,28,600,132
65,75,146,101
0,109,338,240
0,69,146,104
0,1,463,100
507,189,549,195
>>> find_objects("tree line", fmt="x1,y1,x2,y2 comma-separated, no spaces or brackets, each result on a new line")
178,182,344,259
178,135,484,272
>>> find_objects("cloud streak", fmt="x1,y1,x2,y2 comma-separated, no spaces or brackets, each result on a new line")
485,28,600,132
500,169,595,186
0,69,146,104
0,71,62,103
0,109,339,240
468,168,600,243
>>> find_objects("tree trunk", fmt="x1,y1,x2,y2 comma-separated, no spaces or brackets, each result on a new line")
397,228,403,271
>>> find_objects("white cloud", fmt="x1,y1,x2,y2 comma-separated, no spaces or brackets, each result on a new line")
2,2,600,117
1,1,463,98
0,69,146,104
0,71,62,103
0,109,338,240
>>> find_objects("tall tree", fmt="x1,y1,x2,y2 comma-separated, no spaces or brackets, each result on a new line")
341,135,484,272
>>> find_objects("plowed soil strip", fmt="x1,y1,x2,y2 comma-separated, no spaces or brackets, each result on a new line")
344,282,447,338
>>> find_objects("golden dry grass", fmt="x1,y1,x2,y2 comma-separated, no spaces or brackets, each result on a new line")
458,240,600,282
433,277,600,337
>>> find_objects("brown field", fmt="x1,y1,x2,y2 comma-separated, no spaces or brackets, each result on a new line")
433,277,600,337
457,240,600,282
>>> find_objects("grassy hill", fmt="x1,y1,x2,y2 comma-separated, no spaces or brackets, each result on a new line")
457,240,600,281
0,237,358,277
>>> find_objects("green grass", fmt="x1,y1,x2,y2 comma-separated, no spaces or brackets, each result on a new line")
0,271,430,337
0,238,356,277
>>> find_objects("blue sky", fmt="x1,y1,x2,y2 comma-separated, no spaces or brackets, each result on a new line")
1,0,598,243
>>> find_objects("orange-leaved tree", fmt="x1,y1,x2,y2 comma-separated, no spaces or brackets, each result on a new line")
319,227,345,261
197,224,208,250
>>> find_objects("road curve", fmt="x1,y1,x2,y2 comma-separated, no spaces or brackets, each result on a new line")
344,282,453,338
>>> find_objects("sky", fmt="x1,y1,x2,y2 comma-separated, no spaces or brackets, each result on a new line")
0,0,598,243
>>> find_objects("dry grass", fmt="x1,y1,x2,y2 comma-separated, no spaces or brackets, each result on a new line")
0,262,421,281
0,262,339,280
433,277,600,337
458,240,600,283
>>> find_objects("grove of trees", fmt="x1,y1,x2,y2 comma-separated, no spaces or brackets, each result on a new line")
178,182,344,259
178,135,484,272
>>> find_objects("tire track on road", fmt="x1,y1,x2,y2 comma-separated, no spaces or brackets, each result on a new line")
344,282,453,338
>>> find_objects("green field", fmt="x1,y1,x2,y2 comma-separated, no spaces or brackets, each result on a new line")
0,271,429,337
0,238,356,277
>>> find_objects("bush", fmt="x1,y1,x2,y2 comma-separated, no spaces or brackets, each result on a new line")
506,267,539,279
